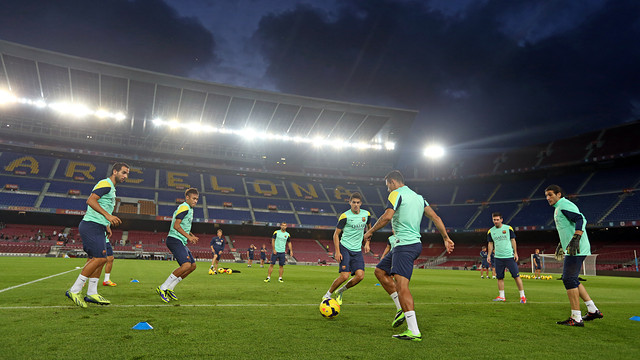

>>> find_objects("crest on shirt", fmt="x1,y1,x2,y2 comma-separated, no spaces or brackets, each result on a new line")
502,230,506,234
362,217,366,222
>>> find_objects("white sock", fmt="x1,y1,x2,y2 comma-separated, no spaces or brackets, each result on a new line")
87,278,99,296
571,310,582,321
70,274,88,293
519,290,525,298
168,277,182,291
324,290,332,298
584,300,598,313
278,277,282,280
405,311,420,334
337,285,348,294
390,292,402,310
266,276,270,279
104,273,110,282
499,290,505,298
161,274,178,291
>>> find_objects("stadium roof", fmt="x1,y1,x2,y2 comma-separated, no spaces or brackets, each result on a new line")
0,40,417,152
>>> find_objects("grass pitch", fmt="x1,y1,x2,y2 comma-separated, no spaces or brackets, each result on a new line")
0,257,639,359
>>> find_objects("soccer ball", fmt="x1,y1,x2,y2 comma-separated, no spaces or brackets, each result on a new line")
319,298,340,319
226,268,233,274
218,268,225,274
208,269,214,275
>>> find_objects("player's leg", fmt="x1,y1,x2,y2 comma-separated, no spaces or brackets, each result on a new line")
157,237,187,302
68,221,109,307
390,243,422,341
265,253,276,282
325,272,349,299
493,259,506,301
213,253,219,273
103,241,116,286
508,259,526,303
210,253,216,272
558,256,586,326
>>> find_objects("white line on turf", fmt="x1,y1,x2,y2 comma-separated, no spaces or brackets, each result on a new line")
0,267,80,294
0,301,638,310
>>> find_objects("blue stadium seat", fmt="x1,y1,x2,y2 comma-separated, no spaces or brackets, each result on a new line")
40,196,87,210
0,175,46,191
253,211,297,224
298,214,338,226
0,192,38,207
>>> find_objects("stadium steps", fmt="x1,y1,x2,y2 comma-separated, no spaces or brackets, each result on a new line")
597,193,628,224
576,172,596,194
34,182,49,208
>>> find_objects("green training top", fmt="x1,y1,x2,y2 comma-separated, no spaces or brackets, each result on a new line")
336,209,371,251
168,202,193,245
487,225,516,259
83,178,116,227
386,185,428,246
272,230,291,253
553,197,591,256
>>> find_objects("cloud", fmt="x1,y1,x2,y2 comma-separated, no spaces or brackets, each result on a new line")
253,0,640,145
0,0,216,76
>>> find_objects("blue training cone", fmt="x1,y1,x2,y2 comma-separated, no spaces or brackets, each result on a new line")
630,316,640,322
130,279,140,283
132,322,153,330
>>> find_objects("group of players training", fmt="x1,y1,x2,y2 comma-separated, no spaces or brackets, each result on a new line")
65,164,603,342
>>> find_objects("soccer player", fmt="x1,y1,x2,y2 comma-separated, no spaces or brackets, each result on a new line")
65,162,129,307
247,244,256,267
322,192,371,305
102,239,117,286
533,248,542,279
264,223,293,283
156,188,200,303
364,171,454,342
545,185,602,326
486,212,526,303
480,245,490,279
209,229,225,274
260,244,267,267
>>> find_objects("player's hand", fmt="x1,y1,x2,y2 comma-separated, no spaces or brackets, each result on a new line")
363,231,373,242
273,250,276,255
106,227,112,239
486,257,491,265
554,242,564,260
363,242,370,254
106,214,122,227
188,235,199,244
514,252,519,262
567,233,581,256
444,238,454,254
335,252,342,262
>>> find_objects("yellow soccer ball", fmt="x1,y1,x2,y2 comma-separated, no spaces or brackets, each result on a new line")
226,268,233,274
319,298,340,319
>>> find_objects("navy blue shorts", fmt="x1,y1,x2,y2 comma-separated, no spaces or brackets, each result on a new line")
481,261,490,269
338,244,365,275
167,236,195,265
562,255,586,290
105,242,114,257
376,242,422,280
212,249,222,259
248,251,254,259
260,252,267,260
534,264,542,270
79,220,107,258
271,252,286,266
494,257,519,279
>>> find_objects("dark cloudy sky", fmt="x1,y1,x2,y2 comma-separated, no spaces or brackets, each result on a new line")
1,0,639,157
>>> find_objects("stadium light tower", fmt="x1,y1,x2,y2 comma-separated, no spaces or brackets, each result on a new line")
423,144,445,159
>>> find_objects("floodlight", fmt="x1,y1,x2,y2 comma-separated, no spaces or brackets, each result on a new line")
423,144,445,159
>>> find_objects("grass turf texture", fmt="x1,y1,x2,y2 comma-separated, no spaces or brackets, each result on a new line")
0,257,639,359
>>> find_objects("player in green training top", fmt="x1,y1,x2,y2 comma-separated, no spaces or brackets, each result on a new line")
364,171,454,342
322,192,371,305
156,188,200,303
264,222,294,283
65,162,129,308
486,212,526,303
545,185,602,326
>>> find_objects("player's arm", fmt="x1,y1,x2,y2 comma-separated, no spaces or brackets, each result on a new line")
424,205,454,254
86,192,121,226
172,213,197,243
511,238,518,262
106,225,112,239
381,244,391,258
363,216,372,253
288,240,293,258
364,208,394,242
271,234,276,255
487,233,494,264
333,228,343,262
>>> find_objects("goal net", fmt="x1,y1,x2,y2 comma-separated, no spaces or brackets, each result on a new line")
531,254,598,276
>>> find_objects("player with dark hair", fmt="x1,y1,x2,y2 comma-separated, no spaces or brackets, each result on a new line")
480,245,490,279
486,212,526,303
322,192,371,304
264,222,293,283
209,229,225,274
156,188,199,303
247,244,257,267
66,162,129,307
545,185,602,326
365,170,454,341
533,249,542,279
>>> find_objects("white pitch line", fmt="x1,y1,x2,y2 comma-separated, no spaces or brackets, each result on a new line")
0,267,80,294
0,301,639,310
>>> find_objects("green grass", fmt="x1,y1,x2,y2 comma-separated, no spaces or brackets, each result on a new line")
0,257,639,359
